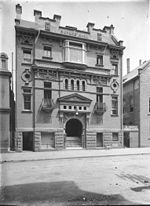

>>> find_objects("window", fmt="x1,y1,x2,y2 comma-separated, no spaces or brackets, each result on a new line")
149,98,150,113
96,87,103,106
111,96,118,115
129,96,134,112
64,40,86,64
63,105,67,109
84,106,87,110
71,80,74,90
77,80,80,91
23,88,31,110
44,82,52,100
23,50,31,63
79,106,82,110
112,133,119,141
43,46,52,58
82,81,85,91
2,59,6,68
65,79,68,90
97,55,103,65
112,64,118,75
69,106,72,109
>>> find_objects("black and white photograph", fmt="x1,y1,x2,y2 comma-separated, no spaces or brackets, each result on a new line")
0,0,150,205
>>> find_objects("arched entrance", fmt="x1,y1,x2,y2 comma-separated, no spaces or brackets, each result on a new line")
65,118,82,148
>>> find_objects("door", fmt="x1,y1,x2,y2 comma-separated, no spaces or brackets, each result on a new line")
23,132,33,151
96,133,103,147
65,118,82,148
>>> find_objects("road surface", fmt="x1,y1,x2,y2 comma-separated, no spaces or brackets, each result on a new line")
0,154,150,205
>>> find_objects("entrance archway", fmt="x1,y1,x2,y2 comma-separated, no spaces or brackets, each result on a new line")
65,118,82,148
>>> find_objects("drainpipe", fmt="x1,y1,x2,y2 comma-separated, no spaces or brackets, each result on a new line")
120,52,123,146
32,30,40,151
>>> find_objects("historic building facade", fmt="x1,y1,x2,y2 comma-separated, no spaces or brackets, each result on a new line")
15,4,125,151
123,60,150,147
0,53,12,152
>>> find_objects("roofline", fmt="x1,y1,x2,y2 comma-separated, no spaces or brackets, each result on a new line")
123,75,139,85
15,25,125,50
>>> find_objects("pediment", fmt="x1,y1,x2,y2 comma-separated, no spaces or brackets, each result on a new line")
58,93,92,104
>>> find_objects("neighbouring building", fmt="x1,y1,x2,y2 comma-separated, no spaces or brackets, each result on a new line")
123,59,150,147
15,4,125,152
0,52,12,152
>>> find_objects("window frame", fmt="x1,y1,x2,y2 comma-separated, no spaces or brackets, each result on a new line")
43,46,52,59
23,88,32,111
96,55,103,66
112,63,118,75
23,49,31,63
112,132,119,141
111,95,118,116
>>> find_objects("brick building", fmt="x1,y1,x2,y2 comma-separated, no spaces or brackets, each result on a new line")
123,59,150,147
15,4,125,151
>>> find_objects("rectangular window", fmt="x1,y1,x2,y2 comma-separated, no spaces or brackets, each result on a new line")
96,87,103,105
23,88,31,110
112,64,118,75
2,59,6,68
97,55,103,66
23,50,31,63
112,133,119,141
44,82,52,100
64,40,85,64
111,96,118,115
43,46,52,58
149,98,150,113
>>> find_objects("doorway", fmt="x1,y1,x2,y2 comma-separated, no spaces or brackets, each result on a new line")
96,133,103,147
65,118,82,148
23,132,33,151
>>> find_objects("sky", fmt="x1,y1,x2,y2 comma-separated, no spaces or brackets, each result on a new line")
0,0,150,76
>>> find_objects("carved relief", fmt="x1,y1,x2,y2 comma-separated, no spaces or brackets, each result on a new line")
34,68,57,80
17,32,34,45
110,79,119,93
21,69,32,84
110,49,119,59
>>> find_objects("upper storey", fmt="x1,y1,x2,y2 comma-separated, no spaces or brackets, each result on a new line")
15,4,124,49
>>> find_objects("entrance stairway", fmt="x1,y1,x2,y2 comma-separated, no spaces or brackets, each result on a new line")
66,136,82,148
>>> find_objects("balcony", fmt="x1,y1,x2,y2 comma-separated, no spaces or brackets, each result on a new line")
94,102,106,115
40,98,55,112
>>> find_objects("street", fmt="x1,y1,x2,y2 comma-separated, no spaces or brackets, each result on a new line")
0,154,150,205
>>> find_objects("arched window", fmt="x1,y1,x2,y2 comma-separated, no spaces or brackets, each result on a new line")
82,81,85,91
71,80,74,90
65,79,68,90
77,80,80,91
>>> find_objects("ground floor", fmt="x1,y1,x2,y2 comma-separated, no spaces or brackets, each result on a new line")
15,118,123,152
1,154,150,205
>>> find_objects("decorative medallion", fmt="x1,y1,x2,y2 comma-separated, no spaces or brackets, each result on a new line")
110,79,119,93
21,69,32,84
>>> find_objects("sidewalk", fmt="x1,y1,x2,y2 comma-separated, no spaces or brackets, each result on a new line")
1,147,150,163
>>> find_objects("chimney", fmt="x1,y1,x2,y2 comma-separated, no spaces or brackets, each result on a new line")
34,10,42,22
53,14,61,26
16,4,22,20
87,22,95,33
119,40,123,46
110,24,114,35
127,58,130,74
139,59,142,66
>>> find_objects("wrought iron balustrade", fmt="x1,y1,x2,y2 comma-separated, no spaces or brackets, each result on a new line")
40,98,55,112
94,102,106,115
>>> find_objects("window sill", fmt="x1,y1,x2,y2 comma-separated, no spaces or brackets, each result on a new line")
111,114,119,117
42,56,53,60
95,64,104,67
22,110,32,113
